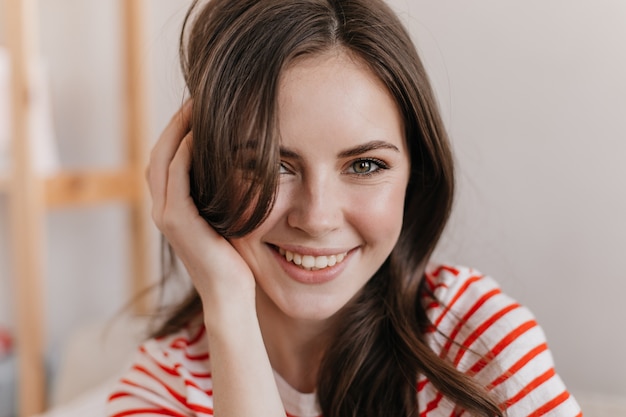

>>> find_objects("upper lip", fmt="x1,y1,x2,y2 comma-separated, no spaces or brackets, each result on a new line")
269,243,354,257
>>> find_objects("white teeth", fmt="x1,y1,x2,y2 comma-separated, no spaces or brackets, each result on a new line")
314,256,328,269
301,255,315,269
278,248,348,270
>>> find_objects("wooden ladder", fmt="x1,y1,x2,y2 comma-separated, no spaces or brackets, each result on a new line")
2,1,151,415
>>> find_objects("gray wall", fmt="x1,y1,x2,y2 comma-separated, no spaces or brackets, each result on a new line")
389,0,626,398
0,0,623,401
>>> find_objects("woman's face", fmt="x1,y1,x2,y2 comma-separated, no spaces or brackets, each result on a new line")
230,50,410,323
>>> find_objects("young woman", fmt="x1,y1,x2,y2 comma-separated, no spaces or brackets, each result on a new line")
107,0,582,416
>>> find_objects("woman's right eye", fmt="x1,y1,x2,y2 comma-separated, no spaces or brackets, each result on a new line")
278,162,291,174
242,159,291,175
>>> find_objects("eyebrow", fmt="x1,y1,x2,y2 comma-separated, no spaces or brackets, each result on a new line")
337,140,400,158
279,147,300,159
279,140,400,160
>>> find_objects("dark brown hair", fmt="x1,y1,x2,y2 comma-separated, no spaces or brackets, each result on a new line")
156,0,503,416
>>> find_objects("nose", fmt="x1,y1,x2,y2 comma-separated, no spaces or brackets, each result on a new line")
286,174,343,238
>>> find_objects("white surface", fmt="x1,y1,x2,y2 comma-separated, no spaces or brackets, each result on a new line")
51,315,150,406
0,48,60,176
34,382,112,417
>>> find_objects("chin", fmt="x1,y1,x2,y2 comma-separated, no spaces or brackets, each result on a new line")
261,289,354,324
287,300,344,322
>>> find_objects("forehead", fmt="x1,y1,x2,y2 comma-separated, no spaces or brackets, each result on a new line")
277,50,406,152
280,50,388,104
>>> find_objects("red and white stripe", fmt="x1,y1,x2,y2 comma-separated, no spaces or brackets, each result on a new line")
107,265,582,417
419,265,582,416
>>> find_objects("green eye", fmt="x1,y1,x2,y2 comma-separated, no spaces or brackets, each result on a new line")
347,158,389,176
353,160,373,174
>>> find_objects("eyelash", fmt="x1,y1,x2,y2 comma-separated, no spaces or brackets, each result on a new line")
278,162,290,174
278,158,390,177
346,158,389,176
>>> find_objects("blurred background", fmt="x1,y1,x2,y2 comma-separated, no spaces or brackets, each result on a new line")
0,0,624,415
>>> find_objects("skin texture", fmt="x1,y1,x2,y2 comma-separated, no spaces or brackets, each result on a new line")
147,50,409,414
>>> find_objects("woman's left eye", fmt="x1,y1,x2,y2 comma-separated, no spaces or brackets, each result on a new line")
347,158,388,175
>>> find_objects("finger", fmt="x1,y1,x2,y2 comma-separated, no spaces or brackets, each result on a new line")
147,100,192,196
167,133,193,207
148,100,193,217
152,130,193,229
156,99,193,155
161,132,207,240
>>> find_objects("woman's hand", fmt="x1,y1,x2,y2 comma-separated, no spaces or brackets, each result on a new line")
146,102,285,417
146,101,257,330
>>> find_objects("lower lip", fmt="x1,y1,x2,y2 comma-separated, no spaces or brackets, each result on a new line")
269,246,354,285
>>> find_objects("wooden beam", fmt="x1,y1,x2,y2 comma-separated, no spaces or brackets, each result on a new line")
44,169,139,208
3,1,153,415
121,0,152,313
5,0,47,415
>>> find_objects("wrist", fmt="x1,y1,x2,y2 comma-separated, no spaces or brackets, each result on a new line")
203,300,260,343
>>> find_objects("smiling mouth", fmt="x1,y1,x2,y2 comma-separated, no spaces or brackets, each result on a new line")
276,247,348,271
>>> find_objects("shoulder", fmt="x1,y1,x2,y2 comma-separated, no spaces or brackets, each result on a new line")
422,264,529,355
422,264,534,376
106,320,214,417
419,264,582,416
422,264,532,343
423,264,500,308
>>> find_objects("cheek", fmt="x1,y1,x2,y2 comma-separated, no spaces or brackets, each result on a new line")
229,205,283,268
229,237,253,266
229,227,265,267
350,183,407,242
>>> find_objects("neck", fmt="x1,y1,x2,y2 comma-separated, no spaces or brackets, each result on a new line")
255,290,337,393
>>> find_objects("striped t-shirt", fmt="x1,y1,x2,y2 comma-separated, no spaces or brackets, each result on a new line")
106,265,582,417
